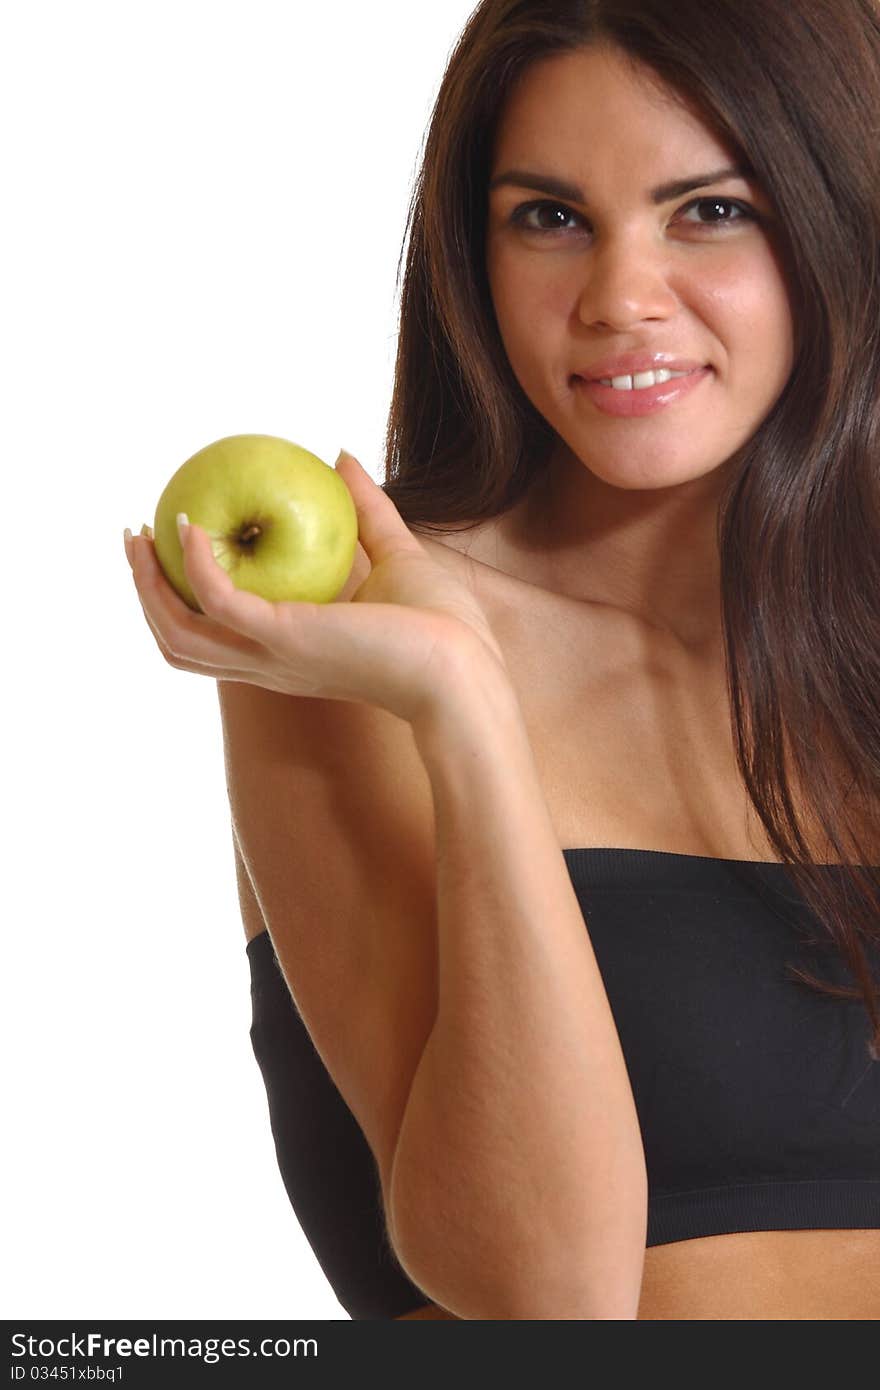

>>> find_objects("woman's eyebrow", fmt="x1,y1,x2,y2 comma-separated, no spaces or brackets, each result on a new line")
488,163,755,205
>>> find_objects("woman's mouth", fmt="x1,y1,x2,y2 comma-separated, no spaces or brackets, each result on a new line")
572,365,713,418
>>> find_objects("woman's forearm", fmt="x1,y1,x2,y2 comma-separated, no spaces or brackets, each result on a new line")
388,654,648,1320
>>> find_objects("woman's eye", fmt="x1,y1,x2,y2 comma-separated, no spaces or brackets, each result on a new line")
508,201,585,235
678,196,754,228
507,196,755,237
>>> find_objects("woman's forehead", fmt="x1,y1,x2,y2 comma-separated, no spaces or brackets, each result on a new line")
490,48,740,186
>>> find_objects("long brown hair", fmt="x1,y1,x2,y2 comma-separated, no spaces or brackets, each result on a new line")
380,0,880,1057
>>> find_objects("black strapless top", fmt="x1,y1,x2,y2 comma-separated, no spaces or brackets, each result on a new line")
245,848,880,1319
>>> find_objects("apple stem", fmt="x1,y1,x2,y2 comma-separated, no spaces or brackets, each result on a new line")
239,524,261,546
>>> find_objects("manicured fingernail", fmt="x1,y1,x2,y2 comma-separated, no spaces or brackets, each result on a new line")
176,512,189,542
124,527,132,544
335,448,355,468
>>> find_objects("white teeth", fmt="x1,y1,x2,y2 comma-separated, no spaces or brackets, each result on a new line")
597,368,692,390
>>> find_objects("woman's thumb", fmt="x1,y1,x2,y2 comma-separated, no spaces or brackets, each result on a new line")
333,448,422,562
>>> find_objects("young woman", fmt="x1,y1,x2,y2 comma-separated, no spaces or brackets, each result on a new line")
124,0,880,1319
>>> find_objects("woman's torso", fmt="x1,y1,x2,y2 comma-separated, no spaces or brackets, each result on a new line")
242,511,880,1319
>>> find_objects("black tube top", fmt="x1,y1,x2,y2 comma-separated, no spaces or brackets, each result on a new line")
245,848,880,1319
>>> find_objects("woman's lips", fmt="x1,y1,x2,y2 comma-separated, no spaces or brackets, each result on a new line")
572,365,713,418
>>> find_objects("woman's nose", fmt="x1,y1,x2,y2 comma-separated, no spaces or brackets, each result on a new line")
575,239,679,329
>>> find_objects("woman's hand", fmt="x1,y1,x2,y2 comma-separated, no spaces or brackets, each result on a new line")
124,450,510,726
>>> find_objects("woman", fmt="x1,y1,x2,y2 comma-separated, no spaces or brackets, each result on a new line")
124,0,880,1319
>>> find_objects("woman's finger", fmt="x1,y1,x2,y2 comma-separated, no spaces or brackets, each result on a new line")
130,531,273,674
176,518,320,652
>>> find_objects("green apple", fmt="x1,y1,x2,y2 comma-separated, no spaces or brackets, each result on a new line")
153,434,358,611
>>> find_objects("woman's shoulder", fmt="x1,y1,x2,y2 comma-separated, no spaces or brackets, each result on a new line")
407,515,550,611
408,517,623,662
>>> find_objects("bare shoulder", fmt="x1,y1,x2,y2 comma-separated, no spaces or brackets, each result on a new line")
406,519,495,573
336,521,481,596
407,518,623,680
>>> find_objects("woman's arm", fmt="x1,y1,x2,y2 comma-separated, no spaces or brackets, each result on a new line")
126,486,646,1319
389,653,648,1320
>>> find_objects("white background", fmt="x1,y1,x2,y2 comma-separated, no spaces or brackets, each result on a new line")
3,0,478,1319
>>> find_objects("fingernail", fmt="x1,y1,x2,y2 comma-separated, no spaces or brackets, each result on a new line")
140,523,153,539
124,527,132,544
176,512,189,543
335,448,354,468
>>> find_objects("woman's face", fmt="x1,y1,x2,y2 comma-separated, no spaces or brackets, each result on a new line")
485,44,796,493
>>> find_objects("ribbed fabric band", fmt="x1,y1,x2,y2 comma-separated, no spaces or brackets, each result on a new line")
648,1179,880,1245
561,845,862,898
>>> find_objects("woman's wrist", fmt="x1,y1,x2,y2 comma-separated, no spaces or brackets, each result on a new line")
408,640,531,774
